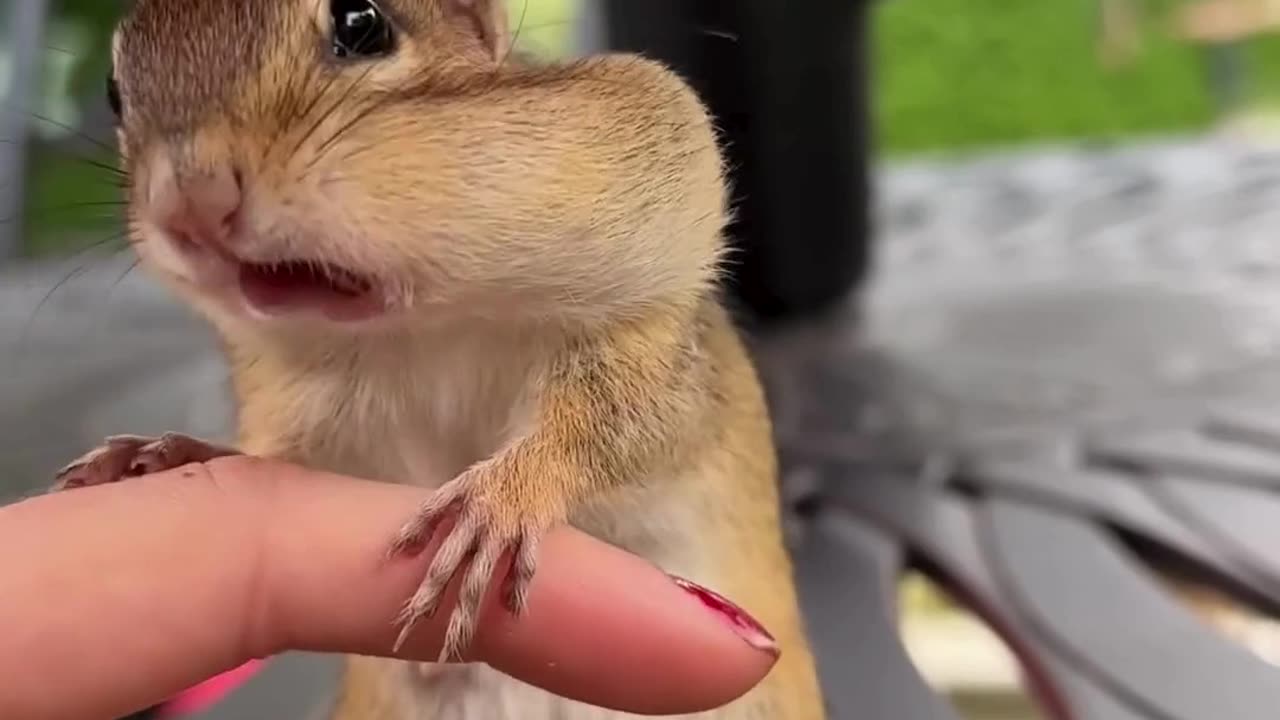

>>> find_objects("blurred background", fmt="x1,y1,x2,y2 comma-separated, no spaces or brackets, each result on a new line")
9,1,1280,719
18,0,1280,256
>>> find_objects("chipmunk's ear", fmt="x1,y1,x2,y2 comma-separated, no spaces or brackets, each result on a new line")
448,0,510,60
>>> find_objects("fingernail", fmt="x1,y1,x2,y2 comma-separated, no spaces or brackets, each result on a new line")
671,576,780,657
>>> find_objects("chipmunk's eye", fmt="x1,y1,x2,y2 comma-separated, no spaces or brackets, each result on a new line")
331,0,395,58
106,73,123,120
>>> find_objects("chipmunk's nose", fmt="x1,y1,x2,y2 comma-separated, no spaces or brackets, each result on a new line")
149,158,243,251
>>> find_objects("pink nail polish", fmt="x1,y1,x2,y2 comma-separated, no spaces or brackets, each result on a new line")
671,576,781,657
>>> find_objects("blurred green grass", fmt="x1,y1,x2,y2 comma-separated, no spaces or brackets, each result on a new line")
24,148,125,256
873,0,1221,154
24,0,1279,256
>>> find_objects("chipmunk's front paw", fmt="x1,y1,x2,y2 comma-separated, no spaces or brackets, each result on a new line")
389,468,555,662
54,433,240,491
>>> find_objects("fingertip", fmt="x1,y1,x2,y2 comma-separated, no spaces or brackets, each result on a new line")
467,532,781,714
668,575,782,660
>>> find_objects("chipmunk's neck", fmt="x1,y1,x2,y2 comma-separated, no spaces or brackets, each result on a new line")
224,321,555,486
219,295,713,485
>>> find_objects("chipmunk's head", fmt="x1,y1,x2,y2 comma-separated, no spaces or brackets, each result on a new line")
110,0,728,340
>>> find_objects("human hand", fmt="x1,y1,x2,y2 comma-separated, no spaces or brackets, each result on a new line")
0,457,781,720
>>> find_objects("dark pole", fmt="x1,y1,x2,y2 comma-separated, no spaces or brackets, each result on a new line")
600,0,876,322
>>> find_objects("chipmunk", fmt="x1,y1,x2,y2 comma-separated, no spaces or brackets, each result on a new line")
54,0,826,717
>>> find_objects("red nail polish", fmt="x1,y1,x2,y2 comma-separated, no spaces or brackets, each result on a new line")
671,576,780,657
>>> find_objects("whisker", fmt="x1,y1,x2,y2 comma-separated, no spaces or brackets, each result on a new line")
0,140,124,189
283,64,376,167
15,231,130,354
500,0,533,72
66,231,133,258
307,89,398,168
77,157,129,179
24,265,92,329
2,200,128,227
2,107,117,154
106,257,144,299
699,27,740,42
266,60,336,163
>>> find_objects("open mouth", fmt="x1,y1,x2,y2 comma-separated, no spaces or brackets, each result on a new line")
237,260,385,321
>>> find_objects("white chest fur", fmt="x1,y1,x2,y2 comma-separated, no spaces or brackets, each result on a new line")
267,324,544,488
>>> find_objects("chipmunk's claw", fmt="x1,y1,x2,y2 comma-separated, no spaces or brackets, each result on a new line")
54,433,239,491
389,471,545,662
